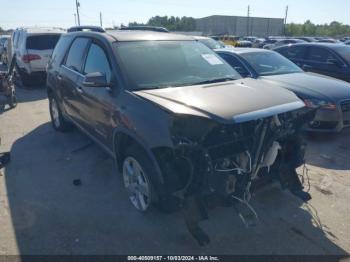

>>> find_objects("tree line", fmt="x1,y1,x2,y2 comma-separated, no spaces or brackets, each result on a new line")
286,20,350,37
127,16,196,31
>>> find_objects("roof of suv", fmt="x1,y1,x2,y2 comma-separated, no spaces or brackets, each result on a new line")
81,30,195,42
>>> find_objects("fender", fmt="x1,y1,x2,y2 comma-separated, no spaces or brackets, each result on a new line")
112,126,165,185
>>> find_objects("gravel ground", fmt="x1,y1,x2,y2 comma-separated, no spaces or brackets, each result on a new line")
0,78,350,255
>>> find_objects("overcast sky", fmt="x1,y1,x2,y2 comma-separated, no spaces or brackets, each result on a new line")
1,0,349,30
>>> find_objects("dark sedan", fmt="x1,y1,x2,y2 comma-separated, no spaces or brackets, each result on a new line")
275,43,350,83
216,48,350,132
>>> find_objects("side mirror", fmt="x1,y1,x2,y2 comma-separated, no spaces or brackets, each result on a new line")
83,72,109,87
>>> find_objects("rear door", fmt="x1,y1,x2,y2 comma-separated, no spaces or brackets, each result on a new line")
303,46,347,80
25,34,62,71
60,37,90,125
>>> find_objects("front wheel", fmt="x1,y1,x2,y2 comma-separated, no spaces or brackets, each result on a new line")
49,95,72,132
122,145,157,212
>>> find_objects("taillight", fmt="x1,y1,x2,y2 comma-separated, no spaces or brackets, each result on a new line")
22,54,41,63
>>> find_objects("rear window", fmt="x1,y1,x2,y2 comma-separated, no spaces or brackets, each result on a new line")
26,34,61,50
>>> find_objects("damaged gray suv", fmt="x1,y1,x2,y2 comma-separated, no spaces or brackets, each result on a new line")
47,27,314,246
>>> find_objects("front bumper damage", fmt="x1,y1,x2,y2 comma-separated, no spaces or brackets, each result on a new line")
154,108,315,246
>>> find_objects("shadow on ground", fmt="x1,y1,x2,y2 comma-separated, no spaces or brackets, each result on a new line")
3,122,349,255
305,129,350,170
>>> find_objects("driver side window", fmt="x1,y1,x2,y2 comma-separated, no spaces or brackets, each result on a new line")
84,43,112,82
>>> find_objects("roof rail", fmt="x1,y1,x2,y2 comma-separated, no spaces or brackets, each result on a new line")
67,26,106,33
119,26,169,33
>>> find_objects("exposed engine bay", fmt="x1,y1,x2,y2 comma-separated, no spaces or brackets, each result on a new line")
154,108,315,246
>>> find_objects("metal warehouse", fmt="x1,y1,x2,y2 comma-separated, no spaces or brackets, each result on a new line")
195,15,285,37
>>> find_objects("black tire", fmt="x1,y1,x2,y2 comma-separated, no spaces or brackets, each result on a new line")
8,94,17,109
49,95,72,132
122,145,159,212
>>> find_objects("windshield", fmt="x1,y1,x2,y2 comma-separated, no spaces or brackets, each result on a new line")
115,41,240,90
198,38,225,49
333,45,350,64
26,34,61,50
240,51,303,76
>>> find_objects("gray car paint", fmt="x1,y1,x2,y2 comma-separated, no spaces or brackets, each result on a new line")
134,78,304,124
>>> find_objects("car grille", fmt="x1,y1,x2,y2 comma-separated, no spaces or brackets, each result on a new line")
341,100,350,112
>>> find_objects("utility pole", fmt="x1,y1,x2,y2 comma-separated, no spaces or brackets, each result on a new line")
75,0,81,26
247,5,251,36
100,12,103,27
74,14,77,26
284,5,289,35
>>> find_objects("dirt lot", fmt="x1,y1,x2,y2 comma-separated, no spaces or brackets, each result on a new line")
0,79,350,255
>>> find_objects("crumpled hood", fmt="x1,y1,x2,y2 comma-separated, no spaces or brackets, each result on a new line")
261,72,350,102
133,78,304,123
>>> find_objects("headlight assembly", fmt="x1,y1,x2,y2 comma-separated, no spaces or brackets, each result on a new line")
303,98,336,110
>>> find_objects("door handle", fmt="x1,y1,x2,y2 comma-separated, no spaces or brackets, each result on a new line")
76,86,83,94
57,75,63,81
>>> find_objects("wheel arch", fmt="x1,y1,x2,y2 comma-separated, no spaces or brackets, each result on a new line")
112,128,165,186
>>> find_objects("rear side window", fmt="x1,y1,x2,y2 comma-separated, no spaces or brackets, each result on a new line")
50,35,73,67
278,46,306,59
84,43,111,82
26,34,61,50
307,47,337,63
65,37,89,72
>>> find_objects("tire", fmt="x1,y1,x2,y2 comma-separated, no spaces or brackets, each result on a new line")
122,145,158,212
49,95,72,132
8,93,17,109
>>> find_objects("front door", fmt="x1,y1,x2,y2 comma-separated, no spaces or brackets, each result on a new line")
78,41,117,148
303,46,348,81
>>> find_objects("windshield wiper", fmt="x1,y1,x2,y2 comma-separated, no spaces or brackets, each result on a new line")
192,77,237,85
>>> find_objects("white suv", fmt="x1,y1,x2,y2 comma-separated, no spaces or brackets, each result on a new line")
11,27,65,86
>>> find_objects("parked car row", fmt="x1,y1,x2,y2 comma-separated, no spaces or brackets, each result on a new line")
207,34,350,50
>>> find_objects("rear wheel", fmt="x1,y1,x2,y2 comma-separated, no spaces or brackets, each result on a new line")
49,95,72,132
122,145,157,212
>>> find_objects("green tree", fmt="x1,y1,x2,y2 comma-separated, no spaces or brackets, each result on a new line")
286,20,350,37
